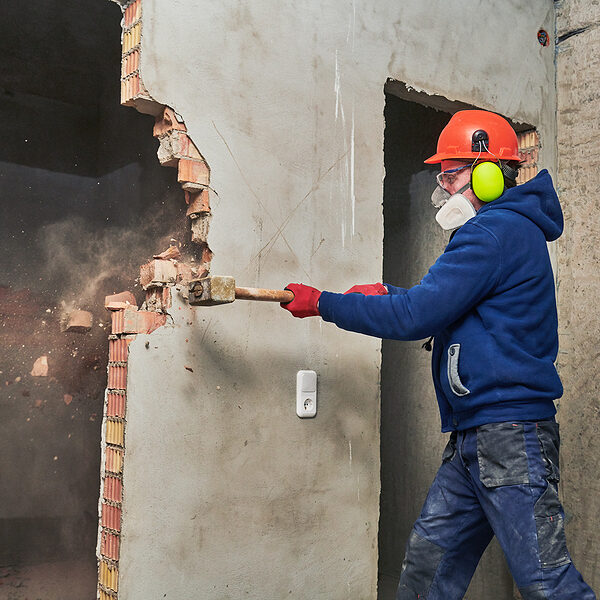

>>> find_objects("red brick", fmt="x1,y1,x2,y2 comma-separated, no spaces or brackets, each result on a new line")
125,307,167,334
111,310,125,335
107,392,126,418
103,476,123,503
108,365,127,390
62,309,92,333
178,158,210,187
153,106,187,137
102,504,122,532
109,338,131,362
136,310,167,334
101,530,120,560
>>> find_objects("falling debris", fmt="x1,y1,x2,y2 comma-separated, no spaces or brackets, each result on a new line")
63,394,73,406
153,245,182,261
31,356,49,377
62,309,93,333
105,291,137,311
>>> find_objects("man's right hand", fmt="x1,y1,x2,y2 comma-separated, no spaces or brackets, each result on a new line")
343,283,388,296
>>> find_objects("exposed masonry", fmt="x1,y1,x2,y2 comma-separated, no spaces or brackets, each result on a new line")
516,130,540,184
97,1,212,597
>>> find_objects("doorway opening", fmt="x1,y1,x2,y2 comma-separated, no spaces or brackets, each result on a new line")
0,1,184,596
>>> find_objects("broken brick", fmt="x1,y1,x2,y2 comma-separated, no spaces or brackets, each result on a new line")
185,189,211,217
62,310,93,333
63,394,73,406
190,214,212,245
139,259,178,289
30,355,49,377
153,106,187,137
144,286,172,311
153,245,181,261
105,291,137,311
157,131,204,167
178,158,210,188
119,306,167,334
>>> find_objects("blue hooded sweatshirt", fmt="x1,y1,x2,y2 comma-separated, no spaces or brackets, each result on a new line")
318,170,564,432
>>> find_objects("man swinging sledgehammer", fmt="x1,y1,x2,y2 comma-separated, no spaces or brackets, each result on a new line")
280,110,596,599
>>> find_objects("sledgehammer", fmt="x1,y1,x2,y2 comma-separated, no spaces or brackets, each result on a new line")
188,276,294,306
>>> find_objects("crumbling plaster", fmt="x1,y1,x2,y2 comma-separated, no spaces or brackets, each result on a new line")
113,1,557,598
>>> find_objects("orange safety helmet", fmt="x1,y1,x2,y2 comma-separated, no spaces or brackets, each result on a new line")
424,110,521,164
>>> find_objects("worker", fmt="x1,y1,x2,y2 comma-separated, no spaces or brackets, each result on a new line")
280,110,596,599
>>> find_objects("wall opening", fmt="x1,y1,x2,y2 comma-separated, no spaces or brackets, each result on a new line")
377,81,539,599
0,1,185,595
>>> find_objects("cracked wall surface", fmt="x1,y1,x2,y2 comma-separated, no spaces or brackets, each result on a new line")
97,1,560,599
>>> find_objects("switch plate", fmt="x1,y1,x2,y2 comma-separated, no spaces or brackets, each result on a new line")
296,370,317,418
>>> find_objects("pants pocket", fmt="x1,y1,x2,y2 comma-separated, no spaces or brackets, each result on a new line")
535,512,570,568
476,422,530,487
534,479,570,568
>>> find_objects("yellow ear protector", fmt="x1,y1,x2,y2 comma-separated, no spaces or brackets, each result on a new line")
471,162,504,202
470,129,507,203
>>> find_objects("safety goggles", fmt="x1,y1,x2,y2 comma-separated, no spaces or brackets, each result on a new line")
436,164,471,189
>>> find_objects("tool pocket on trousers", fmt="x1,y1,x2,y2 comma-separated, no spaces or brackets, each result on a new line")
534,471,570,568
447,344,470,396
441,431,457,463
477,422,530,487
535,512,570,568
536,421,560,482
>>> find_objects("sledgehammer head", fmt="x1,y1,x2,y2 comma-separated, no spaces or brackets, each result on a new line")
188,276,235,306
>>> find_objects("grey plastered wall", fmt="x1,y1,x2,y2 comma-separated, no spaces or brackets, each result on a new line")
117,1,556,598
555,1,600,592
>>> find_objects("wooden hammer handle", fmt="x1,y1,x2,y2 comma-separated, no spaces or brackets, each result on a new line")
234,287,294,303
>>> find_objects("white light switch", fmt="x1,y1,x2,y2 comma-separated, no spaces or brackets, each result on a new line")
296,370,317,418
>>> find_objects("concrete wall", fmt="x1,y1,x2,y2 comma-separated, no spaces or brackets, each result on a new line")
555,0,600,592
116,1,557,598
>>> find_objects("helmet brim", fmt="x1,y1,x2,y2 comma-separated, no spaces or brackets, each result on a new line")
424,151,523,164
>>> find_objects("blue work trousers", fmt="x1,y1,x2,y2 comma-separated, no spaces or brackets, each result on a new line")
396,421,596,599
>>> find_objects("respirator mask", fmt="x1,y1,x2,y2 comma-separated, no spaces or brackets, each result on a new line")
431,178,476,232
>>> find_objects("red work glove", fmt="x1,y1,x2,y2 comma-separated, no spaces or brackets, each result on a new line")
343,283,388,296
281,283,321,318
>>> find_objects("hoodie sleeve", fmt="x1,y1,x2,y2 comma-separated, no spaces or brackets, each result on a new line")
318,222,502,340
383,283,408,295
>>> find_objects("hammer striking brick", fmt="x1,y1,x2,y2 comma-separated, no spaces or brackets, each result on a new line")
188,276,294,306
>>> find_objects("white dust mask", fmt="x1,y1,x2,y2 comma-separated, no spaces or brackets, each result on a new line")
435,192,477,231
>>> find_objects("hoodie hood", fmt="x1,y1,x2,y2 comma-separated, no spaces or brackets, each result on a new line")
477,169,563,241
